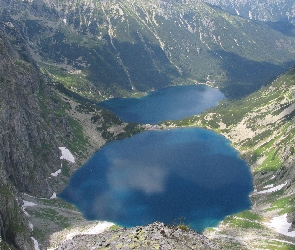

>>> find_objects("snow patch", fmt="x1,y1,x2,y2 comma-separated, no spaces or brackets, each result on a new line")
50,192,57,199
266,214,295,237
59,147,75,163
66,221,114,240
256,181,287,194
51,169,61,177
29,221,34,230
31,237,40,250
23,209,30,217
23,200,37,207
84,221,115,234
22,200,37,217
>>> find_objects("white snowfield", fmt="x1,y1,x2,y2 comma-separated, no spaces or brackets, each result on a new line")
51,169,61,177
256,181,287,194
22,200,37,208
65,221,114,240
31,237,40,250
50,192,57,199
59,147,75,163
266,214,295,237
22,200,37,217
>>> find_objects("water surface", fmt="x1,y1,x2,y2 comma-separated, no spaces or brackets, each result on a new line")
98,84,225,124
59,128,253,232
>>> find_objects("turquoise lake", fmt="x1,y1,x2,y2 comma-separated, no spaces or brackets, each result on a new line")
59,85,253,232
98,84,225,124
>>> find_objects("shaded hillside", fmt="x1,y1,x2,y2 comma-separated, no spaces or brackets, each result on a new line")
1,0,295,98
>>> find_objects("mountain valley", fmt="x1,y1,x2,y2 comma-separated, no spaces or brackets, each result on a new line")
0,0,295,249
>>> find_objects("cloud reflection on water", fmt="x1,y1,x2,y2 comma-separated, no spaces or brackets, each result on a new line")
59,128,252,231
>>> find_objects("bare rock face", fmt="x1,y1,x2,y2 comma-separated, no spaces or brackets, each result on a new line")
56,222,221,250
0,26,60,197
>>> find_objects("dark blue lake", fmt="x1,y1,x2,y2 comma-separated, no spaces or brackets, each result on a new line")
98,84,225,124
59,128,253,232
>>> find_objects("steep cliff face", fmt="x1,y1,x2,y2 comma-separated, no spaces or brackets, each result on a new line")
0,22,69,248
0,21,145,249
0,29,61,198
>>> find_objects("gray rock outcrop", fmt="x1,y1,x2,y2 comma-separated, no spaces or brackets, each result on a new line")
56,222,221,250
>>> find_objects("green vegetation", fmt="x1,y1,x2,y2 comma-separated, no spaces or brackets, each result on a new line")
40,198,77,210
0,187,28,237
255,148,282,172
173,217,191,231
32,228,46,242
61,164,71,177
223,216,264,230
0,186,13,199
39,82,90,159
115,123,145,140
177,224,190,231
31,208,70,228
234,210,263,221
109,225,122,231
268,196,295,214
259,241,295,250
67,116,89,153
14,59,32,72
0,242,13,250
221,210,264,230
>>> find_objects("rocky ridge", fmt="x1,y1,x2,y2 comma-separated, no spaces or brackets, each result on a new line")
55,222,220,250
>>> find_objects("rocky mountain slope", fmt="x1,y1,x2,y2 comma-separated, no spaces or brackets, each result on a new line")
0,23,60,249
204,0,295,24
165,66,295,249
2,0,295,98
